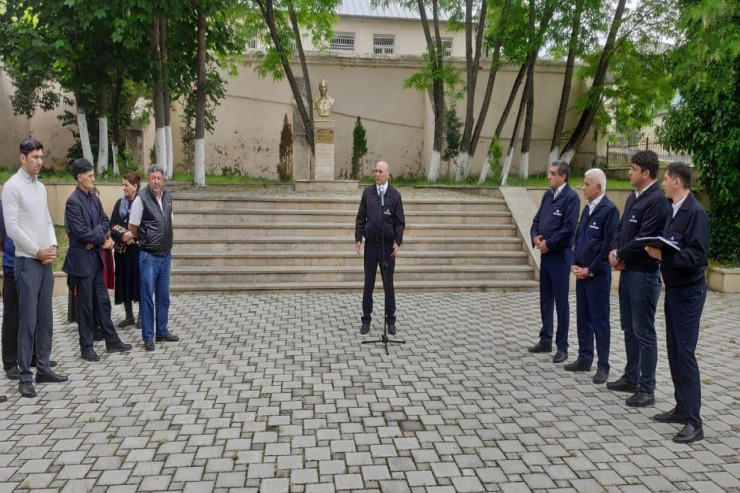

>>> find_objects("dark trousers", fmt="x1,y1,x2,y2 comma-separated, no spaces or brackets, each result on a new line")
538,250,571,352
362,242,396,324
665,282,706,428
2,268,19,370
15,257,54,383
575,274,611,372
69,262,122,353
618,269,661,393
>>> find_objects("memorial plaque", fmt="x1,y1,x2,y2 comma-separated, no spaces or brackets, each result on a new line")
316,128,334,144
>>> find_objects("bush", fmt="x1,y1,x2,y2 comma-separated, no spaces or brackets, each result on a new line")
277,114,293,182
351,116,368,180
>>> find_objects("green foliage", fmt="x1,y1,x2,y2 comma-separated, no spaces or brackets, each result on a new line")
403,49,461,96
658,0,740,264
442,107,463,162
350,116,368,180
278,114,293,182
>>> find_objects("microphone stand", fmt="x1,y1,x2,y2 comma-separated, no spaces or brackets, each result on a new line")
363,186,405,355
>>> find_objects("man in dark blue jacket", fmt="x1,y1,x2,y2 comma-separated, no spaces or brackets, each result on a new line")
568,168,619,384
528,161,579,363
646,162,708,444
63,159,132,362
608,150,670,408
355,161,405,336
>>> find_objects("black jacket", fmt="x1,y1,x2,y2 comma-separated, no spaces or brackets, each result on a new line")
660,192,709,287
137,186,174,254
611,181,670,272
355,184,405,245
573,195,620,278
63,187,109,277
530,184,579,254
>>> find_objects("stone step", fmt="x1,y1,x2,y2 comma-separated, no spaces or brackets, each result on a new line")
170,279,539,293
171,250,531,267
173,222,518,238
172,236,525,253
174,208,514,225
169,265,535,284
172,195,508,213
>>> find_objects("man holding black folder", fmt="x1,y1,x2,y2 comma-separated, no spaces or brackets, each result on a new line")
645,162,708,444
608,151,670,408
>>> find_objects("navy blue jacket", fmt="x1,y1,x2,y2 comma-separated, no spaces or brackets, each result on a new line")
63,187,110,278
356,184,405,245
530,184,579,255
573,195,620,278
611,181,670,272
0,201,16,272
660,192,709,287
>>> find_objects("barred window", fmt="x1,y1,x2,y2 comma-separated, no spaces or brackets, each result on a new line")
246,35,258,50
331,32,355,51
442,38,453,57
373,35,395,54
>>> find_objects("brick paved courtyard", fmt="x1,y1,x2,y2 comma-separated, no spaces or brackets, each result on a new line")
0,290,738,492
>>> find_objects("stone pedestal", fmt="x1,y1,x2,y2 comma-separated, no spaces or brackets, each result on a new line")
314,119,335,180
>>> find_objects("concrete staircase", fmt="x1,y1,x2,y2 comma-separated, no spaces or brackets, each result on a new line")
169,188,538,293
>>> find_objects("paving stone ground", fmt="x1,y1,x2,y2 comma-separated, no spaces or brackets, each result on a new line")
0,289,738,492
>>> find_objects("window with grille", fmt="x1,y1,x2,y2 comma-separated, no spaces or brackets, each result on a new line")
331,33,355,51
442,38,453,57
246,35,258,50
373,35,395,54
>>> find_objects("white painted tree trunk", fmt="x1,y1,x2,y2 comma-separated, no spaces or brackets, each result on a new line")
77,109,94,163
155,127,167,171
561,149,575,164
500,150,514,186
519,151,529,178
194,138,205,187
478,156,491,185
548,148,560,167
165,125,174,179
427,150,441,182
112,143,120,175
455,152,471,182
96,116,109,175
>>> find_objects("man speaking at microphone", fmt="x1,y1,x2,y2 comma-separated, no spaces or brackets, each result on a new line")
355,161,406,336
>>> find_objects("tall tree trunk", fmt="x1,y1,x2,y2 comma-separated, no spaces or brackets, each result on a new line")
194,4,207,187
549,0,584,166
110,75,124,175
560,0,627,162
501,73,528,186
160,16,173,178
72,80,94,164
519,0,537,178
255,0,314,154
96,84,109,175
289,2,313,134
151,17,167,171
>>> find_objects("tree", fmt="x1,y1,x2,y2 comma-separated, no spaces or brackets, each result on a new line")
278,114,294,181
659,0,740,264
443,107,463,176
351,116,368,180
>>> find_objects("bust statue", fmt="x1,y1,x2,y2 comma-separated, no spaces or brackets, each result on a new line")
313,79,335,119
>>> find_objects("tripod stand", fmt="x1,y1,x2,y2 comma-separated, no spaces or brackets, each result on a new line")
362,187,405,355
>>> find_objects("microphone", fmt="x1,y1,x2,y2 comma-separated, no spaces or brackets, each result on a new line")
380,188,384,207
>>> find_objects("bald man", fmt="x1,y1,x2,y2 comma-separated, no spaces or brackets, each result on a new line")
355,161,406,336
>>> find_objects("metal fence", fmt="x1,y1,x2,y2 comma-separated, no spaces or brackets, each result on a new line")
606,138,693,167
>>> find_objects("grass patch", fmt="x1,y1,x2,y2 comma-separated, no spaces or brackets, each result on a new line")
364,171,634,189
53,225,68,272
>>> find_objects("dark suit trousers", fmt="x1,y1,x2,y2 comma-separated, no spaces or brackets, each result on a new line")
70,260,122,352
362,242,396,324
2,268,19,370
539,250,571,352
575,275,611,372
665,282,706,428
15,257,54,383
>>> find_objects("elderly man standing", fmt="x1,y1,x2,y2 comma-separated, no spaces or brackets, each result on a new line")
568,168,619,384
355,161,405,336
128,165,179,351
2,139,67,398
63,158,132,362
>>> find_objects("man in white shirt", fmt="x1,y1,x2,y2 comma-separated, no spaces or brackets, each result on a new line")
2,139,68,398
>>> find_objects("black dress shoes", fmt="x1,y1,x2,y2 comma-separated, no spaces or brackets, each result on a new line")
387,323,397,336
673,424,703,444
36,370,68,384
564,359,592,372
653,407,688,424
528,342,552,353
6,366,20,380
592,369,609,384
155,332,180,342
606,376,638,393
106,342,133,353
360,322,370,335
19,381,36,398
144,340,155,351
626,390,655,407
0,395,6,403
82,350,100,362
553,351,568,363
118,317,135,328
